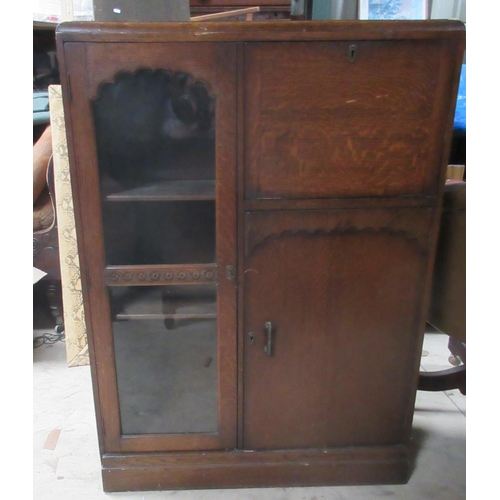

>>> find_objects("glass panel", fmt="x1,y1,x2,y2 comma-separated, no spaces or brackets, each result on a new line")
92,68,216,266
102,200,215,265
110,285,218,435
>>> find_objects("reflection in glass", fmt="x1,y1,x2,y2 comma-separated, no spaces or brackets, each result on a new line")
110,285,218,435
102,200,215,265
92,68,216,266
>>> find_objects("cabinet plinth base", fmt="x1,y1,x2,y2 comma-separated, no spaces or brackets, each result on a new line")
101,445,410,492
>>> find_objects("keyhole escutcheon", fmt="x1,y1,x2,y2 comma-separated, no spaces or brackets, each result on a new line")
349,44,357,63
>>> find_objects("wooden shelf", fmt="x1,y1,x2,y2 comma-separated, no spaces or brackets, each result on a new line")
113,286,217,321
105,180,216,202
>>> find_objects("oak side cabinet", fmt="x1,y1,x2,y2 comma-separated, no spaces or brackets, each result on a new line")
56,20,465,492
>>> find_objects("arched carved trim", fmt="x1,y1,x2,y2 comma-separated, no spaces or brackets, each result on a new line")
92,67,215,139
246,226,429,258
92,67,215,98
91,67,217,190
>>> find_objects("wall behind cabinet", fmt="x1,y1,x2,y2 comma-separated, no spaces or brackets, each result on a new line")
312,0,466,21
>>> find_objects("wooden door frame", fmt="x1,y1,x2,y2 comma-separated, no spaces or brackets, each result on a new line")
59,41,238,453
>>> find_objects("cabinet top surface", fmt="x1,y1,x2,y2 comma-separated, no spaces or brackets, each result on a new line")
56,20,465,43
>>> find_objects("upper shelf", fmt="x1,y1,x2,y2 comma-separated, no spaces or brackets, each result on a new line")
104,180,216,202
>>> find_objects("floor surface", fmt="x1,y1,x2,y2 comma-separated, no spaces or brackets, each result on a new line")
33,294,466,499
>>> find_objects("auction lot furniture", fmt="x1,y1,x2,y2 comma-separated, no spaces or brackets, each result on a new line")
56,20,465,492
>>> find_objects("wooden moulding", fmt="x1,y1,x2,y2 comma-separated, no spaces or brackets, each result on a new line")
104,264,218,286
101,445,410,492
56,20,465,44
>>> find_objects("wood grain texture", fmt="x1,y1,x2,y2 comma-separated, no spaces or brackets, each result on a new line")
59,41,122,453
213,43,239,450
101,445,409,491
236,41,247,450
244,40,460,199
243,196,437,211
57,20,465,43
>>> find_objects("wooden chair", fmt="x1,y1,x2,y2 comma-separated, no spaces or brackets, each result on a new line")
419,175,466,395
33,157,64,333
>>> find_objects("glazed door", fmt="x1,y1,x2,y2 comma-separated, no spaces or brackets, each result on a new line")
243,209,433,450
63,42,237,452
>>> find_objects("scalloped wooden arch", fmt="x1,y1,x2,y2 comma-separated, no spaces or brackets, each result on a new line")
245,226,430,258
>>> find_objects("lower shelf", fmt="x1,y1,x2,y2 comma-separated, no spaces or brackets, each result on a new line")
101,445,410,491
110,285,217,322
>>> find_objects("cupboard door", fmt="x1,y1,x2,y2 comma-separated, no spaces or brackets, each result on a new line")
243,209,433,450
62,42,237,452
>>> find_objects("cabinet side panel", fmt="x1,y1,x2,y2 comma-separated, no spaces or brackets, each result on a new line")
59,41,122,452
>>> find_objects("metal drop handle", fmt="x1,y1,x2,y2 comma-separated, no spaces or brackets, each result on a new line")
263,321,273,357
